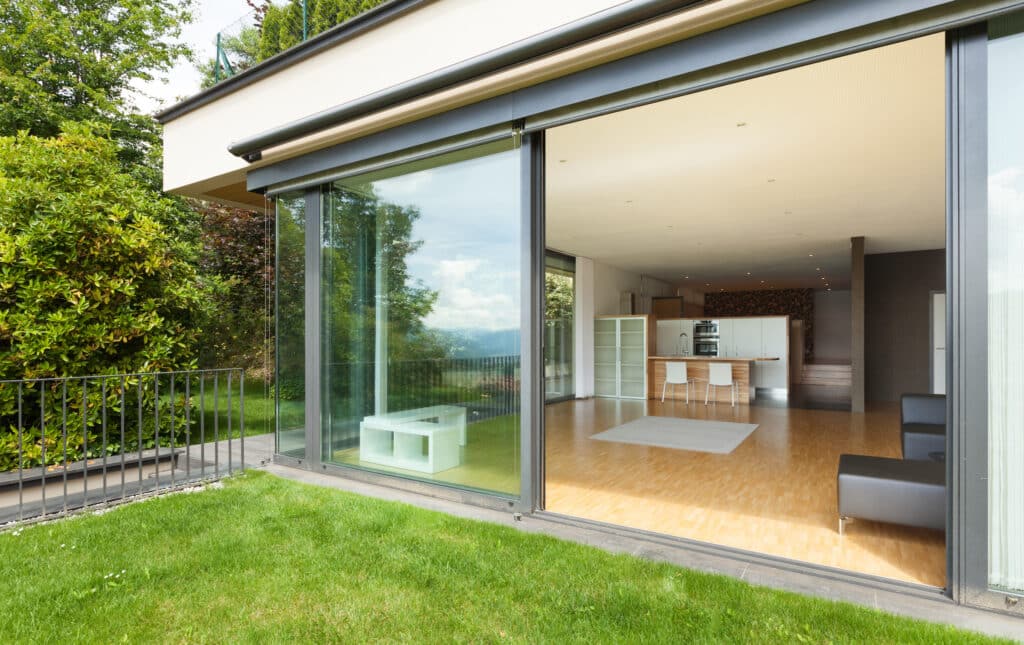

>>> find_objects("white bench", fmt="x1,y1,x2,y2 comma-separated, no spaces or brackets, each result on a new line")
359,405,467,474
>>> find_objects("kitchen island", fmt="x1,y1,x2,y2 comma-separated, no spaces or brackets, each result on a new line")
648,356,780,404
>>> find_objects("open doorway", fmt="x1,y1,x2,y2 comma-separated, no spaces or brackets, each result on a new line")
543,34,948,587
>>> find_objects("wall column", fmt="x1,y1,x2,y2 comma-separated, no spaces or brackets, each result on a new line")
574,256,595,398
851,236,866,413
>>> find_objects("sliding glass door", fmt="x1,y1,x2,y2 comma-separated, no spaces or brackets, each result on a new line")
318,140,523,496
986,11,1024,598
545,252,575,402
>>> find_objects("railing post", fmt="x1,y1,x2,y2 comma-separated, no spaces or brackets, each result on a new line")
240,370,245,472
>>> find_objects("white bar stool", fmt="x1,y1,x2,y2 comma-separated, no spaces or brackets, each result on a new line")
662,362,702,403
705,362,737,406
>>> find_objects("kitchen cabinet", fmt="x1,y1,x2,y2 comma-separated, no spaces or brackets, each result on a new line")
655,319,693,356
718,319,734,357
733,318,763,358
758,317,789,389
594,316,648,399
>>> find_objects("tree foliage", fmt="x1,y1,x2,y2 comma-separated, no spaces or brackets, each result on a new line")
0,126,213,469
546,273,575,322
192,199,273,374
200,0,386,88
0,0,194,184
0,125,209,379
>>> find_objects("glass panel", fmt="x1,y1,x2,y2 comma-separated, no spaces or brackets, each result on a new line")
545,253,575,401
320,141,521,496
987,13,1024,594
274,192,307,458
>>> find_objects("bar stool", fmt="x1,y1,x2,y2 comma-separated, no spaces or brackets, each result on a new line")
661,362,701,403
705,362,737,406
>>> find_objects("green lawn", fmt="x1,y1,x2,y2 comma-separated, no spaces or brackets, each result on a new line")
0,472,1003,644
184,378,296,443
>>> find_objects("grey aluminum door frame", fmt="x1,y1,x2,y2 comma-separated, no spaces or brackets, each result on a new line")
949,21,1024,616
285,130,540,513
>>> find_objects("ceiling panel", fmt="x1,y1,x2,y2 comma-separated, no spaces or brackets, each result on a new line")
546,34,946,291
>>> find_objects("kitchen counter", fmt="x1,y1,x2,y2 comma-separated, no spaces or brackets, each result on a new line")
648,356,780,403
648,356,780,362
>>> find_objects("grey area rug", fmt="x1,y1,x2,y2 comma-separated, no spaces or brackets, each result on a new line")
590,416,758,454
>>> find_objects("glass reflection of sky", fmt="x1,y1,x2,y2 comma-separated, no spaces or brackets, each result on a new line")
370,150,521,331
988,29,1024,296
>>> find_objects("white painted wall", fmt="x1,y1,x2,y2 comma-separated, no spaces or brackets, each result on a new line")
574,257,595,398
592,260,674,315
163,0,626,192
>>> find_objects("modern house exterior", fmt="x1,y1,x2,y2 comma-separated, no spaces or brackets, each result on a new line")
157,0,1024,617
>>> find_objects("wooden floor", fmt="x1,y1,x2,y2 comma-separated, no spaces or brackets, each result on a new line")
544,397,946,587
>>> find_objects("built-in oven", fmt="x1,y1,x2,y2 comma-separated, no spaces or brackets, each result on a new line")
694,320,719,337
695,338,719,356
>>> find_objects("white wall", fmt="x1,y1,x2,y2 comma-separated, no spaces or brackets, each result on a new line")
592,260,675,315
574,257,595,398
814,288,851,362
162,0,625,193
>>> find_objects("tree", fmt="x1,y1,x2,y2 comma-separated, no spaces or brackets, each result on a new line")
200,0,386,84
198,25,262,90
0,125,215,469
546,273,575,322
0,0,194,184
0,125,210,379
191,199,273,374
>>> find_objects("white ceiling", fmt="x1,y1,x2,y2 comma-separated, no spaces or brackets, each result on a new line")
546,34,946,292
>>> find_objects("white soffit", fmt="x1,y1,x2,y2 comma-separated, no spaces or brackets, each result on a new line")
546,33,946,291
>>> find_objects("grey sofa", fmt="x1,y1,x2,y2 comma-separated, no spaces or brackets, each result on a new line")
901,393,946,461
837,454,945,534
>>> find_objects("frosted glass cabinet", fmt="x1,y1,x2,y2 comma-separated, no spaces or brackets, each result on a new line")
595,316,648,399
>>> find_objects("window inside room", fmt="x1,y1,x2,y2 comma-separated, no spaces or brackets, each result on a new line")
545,252,575,402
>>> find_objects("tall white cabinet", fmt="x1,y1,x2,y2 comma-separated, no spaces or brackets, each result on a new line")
594,316,648,399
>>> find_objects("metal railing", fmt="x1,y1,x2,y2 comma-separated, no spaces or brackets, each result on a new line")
0,369,247,525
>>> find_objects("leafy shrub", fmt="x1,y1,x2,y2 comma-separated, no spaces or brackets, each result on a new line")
0,125,213,468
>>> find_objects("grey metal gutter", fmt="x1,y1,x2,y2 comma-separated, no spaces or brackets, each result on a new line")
153,0,432,124
226,0,707,161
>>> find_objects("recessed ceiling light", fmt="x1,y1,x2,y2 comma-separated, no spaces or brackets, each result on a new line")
816,267,821,271
746,272,752,276
760,280,765,284
720,288,725,292
808,253,814,257
827,288,832,291
705,283,711,287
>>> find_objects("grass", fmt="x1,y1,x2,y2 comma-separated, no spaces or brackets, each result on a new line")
0,472,1004,644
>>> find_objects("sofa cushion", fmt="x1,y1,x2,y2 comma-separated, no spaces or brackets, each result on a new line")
837,454,945,531
901,393,946,426
902,423,946,460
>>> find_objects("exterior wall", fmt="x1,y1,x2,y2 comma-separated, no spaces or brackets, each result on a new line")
162,0,625,193
865,250,945,402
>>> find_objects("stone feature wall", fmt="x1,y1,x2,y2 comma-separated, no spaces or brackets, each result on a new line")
703,288,815,357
